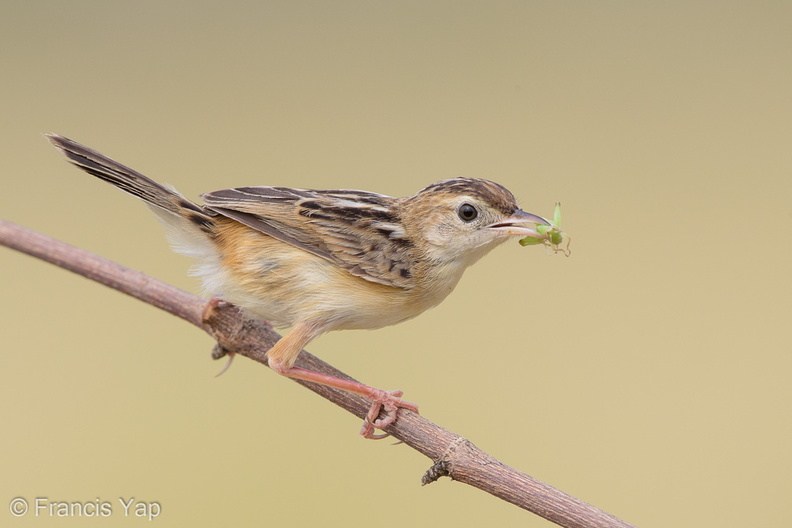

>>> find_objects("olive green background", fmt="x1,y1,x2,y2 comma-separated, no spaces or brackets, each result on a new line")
2,2,790,526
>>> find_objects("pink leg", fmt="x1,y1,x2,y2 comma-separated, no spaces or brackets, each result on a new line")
284,367,419,439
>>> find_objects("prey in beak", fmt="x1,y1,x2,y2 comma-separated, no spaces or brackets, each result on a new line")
490,203,570,256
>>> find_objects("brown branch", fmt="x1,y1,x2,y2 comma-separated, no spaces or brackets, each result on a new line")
0,218,637,528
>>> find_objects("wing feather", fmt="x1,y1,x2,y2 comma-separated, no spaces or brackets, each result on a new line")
202,187,416,289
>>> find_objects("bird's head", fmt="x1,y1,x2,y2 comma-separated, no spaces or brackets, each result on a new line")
401,178,550,266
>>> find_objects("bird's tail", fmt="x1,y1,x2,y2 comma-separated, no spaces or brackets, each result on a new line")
46,134,214,233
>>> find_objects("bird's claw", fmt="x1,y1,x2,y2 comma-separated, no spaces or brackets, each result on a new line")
359,390,419,440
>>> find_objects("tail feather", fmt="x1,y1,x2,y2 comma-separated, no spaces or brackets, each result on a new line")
47,135,196,213
46,134,222,298
46,134,214,232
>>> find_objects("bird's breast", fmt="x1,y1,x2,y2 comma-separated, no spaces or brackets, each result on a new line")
206,221,456,331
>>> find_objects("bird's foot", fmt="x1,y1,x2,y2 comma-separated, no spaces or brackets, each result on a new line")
360,390,419,440
202,297,230,325
278,366,419,440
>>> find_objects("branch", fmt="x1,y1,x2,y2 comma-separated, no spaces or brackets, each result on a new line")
0,218,637,528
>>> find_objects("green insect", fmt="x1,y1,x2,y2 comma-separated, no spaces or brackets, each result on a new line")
518,202,570,256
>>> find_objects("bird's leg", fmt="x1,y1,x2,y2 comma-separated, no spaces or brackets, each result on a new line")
285,367,419,439
267,322,419,439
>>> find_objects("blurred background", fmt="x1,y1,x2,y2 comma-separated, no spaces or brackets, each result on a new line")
2,2,790,526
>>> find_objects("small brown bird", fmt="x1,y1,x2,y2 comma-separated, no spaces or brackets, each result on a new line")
47,134,551,438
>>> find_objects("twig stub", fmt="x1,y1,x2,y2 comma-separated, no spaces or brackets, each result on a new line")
421,460,451,485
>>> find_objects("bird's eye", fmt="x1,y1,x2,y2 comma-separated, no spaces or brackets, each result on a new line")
458,203,478,222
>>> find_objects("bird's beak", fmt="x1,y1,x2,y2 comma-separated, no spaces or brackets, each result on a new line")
487,209,551,238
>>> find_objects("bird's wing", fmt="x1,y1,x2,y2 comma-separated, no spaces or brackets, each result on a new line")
202,186,416,289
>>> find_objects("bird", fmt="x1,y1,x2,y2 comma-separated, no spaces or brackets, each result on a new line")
46,134,552,438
